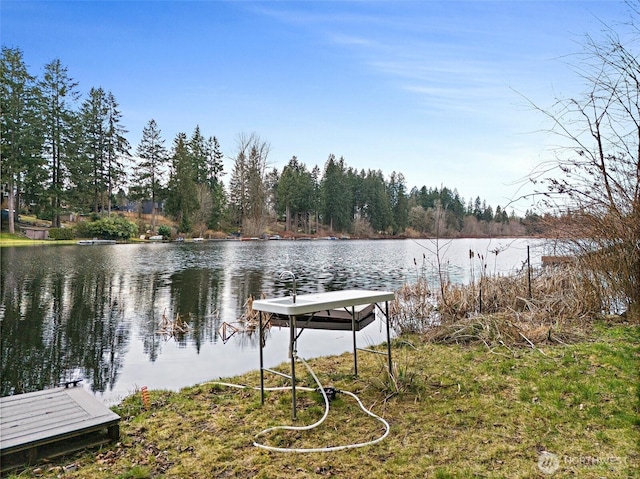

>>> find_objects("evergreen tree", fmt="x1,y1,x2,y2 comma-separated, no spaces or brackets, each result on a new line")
440,187,465,231
204,136,225,230
39,58,80,227
362,169,392,232
473,196,483,221
494,205,503,222
347,167,365,222
277,157,297,231
78,87,109,213
165,133,198,233
227,148,246,229
187,126,209,233
188,126,208,184
264,166,279,217
0,47,44,233
482,204,494,222
388,171,409,234
187,128,225,233
320,155,352,232
104,92,130,215
310,165,321,232
134,119,167,229
277,157,314,233
246,138,269,234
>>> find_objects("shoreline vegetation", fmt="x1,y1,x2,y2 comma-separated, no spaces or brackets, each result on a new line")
0,232,548,247
4,268,639,478
0,227,549,248
1,211,545,248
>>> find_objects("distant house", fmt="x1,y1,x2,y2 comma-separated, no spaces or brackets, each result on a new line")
124,200,165,215
142,200,164,215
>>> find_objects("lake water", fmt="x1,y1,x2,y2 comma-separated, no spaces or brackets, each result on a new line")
0,238,545,404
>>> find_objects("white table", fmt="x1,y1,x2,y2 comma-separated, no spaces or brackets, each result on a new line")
252,289,395,420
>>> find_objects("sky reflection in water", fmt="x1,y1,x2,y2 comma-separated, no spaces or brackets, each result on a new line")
0,238,543,404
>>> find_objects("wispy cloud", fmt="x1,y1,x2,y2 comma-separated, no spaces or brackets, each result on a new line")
328,33,376,48
249,2,524,118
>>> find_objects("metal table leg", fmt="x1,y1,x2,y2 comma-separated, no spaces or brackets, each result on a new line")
352,305,358,375
259,312,264,404
290,315,297,420
386,300,393,376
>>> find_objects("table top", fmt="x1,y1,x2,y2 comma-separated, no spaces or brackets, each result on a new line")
251,289,395,316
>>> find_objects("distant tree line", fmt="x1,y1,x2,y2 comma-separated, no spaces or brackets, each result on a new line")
1,47,527,238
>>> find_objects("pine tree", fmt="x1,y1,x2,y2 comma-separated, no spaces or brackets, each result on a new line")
227,148,246,229
320,155,352,232
277,157,314,232
188,125,208,184
0,47,44,233
165,132,198,234
363,169,392,233
187,128,225,234
78,87,109,213
46,85,128,217
388,171,408,234
205,136,225,230
134,119,167,229
104,92,130,215
40,58,80,227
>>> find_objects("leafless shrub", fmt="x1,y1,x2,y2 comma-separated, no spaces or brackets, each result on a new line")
522,9,640,318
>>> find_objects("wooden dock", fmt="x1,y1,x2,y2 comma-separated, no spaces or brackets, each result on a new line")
0,386,120,472
541,255,574,267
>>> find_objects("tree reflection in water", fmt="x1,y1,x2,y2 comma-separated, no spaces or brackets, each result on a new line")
1,239,539,400
1,253,129,396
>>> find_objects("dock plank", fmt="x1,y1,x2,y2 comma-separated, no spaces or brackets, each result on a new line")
0,386,120,472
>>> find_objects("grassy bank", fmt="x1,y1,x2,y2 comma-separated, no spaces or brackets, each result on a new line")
0,233,76,247
9,322,638,478
0,233,147,247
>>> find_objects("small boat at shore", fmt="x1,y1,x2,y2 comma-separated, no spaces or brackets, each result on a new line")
77,239,116,245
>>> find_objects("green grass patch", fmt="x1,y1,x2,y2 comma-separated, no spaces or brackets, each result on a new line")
0,232,77,246
6,323,639,478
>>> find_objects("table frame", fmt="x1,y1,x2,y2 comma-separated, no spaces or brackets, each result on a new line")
257,297,393,420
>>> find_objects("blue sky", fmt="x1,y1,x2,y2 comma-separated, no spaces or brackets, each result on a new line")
1,1,632,212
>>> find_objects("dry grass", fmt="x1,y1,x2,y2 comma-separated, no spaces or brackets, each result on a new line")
390,265,614,349
9,323,638,479
5,262,638,478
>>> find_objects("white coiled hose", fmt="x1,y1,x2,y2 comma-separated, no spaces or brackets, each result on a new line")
209,355,390,453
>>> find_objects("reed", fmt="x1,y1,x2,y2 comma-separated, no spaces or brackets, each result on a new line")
390,264,610,347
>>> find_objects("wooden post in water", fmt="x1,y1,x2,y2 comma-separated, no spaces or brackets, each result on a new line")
527,246,532,299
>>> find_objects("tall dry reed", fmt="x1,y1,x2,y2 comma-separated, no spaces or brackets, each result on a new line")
390,264,605,346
